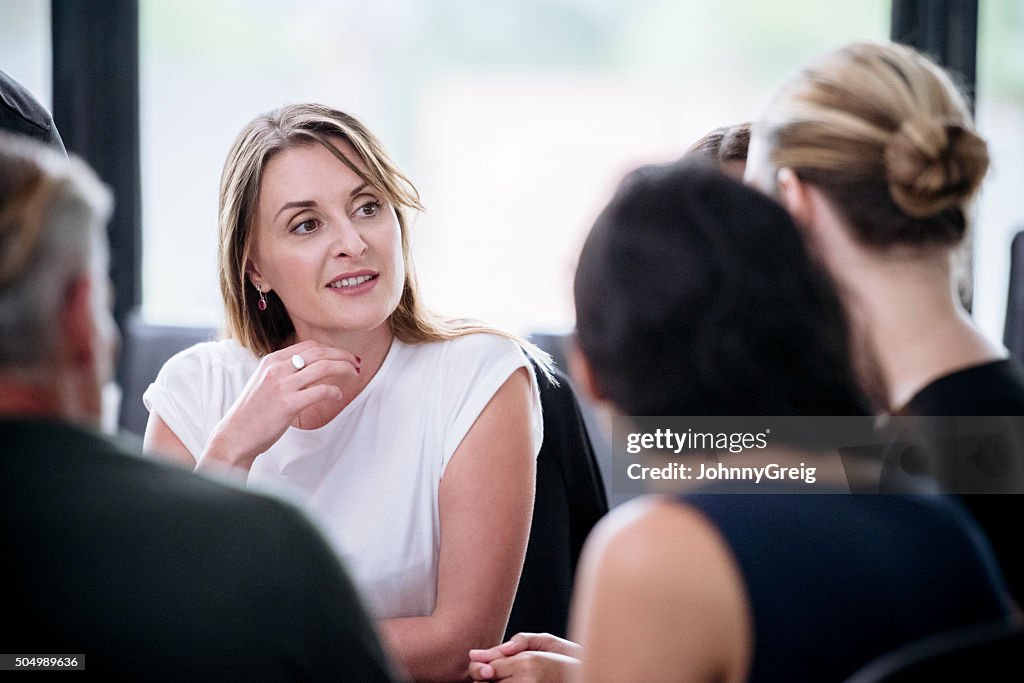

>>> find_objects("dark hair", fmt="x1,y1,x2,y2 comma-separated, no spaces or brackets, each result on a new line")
574,161,869,417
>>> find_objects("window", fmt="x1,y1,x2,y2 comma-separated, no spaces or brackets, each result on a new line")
140,0,888,334
973,0,1024,343
0,0,51,109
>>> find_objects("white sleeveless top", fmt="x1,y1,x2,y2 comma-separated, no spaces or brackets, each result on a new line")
143,333,543,618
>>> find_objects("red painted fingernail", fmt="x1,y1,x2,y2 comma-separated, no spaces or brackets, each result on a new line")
356,367,361,374
356,355,362,364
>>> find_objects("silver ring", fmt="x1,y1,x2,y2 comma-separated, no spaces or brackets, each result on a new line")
290,354,306,371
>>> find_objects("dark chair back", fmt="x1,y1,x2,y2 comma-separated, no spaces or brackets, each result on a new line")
845,619,1024,682
505,362,609,639
118,314,216,437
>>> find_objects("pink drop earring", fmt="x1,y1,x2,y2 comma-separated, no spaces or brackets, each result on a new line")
256,284,268,311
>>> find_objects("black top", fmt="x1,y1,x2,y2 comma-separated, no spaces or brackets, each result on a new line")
900,359,1024,416
898,358,1024,608
0,418,397,682
0,68,66,153
682,484,1013,682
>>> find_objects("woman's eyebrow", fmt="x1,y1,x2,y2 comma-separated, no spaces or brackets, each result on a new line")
275,200,316,220
274,183,372,220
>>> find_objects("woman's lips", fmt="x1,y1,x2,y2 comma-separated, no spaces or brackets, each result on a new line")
326,273,379,295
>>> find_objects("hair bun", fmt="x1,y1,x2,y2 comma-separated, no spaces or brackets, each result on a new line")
885,116,989,218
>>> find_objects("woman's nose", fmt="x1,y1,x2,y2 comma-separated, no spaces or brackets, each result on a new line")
331,220,368,259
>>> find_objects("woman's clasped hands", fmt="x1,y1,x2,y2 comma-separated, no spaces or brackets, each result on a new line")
468,633,581,682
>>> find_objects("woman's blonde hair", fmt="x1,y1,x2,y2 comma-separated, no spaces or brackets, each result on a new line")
218,103,553,378
756,41,989,248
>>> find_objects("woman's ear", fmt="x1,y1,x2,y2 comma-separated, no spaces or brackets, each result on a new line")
775,168,814,230
245,259,270,293
777,170,852,259
567,341,606,403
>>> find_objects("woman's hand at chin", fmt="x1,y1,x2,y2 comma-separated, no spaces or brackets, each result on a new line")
196,340,360,472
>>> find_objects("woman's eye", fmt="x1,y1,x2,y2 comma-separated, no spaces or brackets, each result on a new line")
291,218,318,234
356,201,381,218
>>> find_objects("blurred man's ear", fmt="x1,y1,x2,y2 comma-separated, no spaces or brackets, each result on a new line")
61,275,97,368
567,340,606,403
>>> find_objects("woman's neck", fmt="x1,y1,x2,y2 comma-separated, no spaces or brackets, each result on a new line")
289,323,395,430
829,239,1002,412
799,189,1004,413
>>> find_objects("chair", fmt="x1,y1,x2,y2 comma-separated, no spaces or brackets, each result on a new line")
844,619,1024,682
505,361,609,639
529,333,638,509
117,313,216,437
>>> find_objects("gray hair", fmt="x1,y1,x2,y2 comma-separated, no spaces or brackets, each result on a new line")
0,132,112,378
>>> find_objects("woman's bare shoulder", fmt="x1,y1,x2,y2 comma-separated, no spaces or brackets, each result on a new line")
574,496,753,683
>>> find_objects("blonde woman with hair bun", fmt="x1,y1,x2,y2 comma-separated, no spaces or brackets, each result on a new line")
745,41,1024,601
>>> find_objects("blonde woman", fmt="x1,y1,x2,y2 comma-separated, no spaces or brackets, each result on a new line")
744,41,1024,602
143,104,547,682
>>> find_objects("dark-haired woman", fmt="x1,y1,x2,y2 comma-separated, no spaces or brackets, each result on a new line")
470,161,1013,683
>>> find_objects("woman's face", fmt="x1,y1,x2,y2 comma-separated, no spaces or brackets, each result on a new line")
249,138,405,342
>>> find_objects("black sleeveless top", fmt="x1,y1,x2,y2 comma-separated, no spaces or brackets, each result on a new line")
900,359,1024,416
898,358,1024,605
682,484,1012,682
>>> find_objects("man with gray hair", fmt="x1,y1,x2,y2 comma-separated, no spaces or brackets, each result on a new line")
0,134,398,680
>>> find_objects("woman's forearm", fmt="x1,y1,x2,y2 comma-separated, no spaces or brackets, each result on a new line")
194,429,256,473
381,614,501,683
